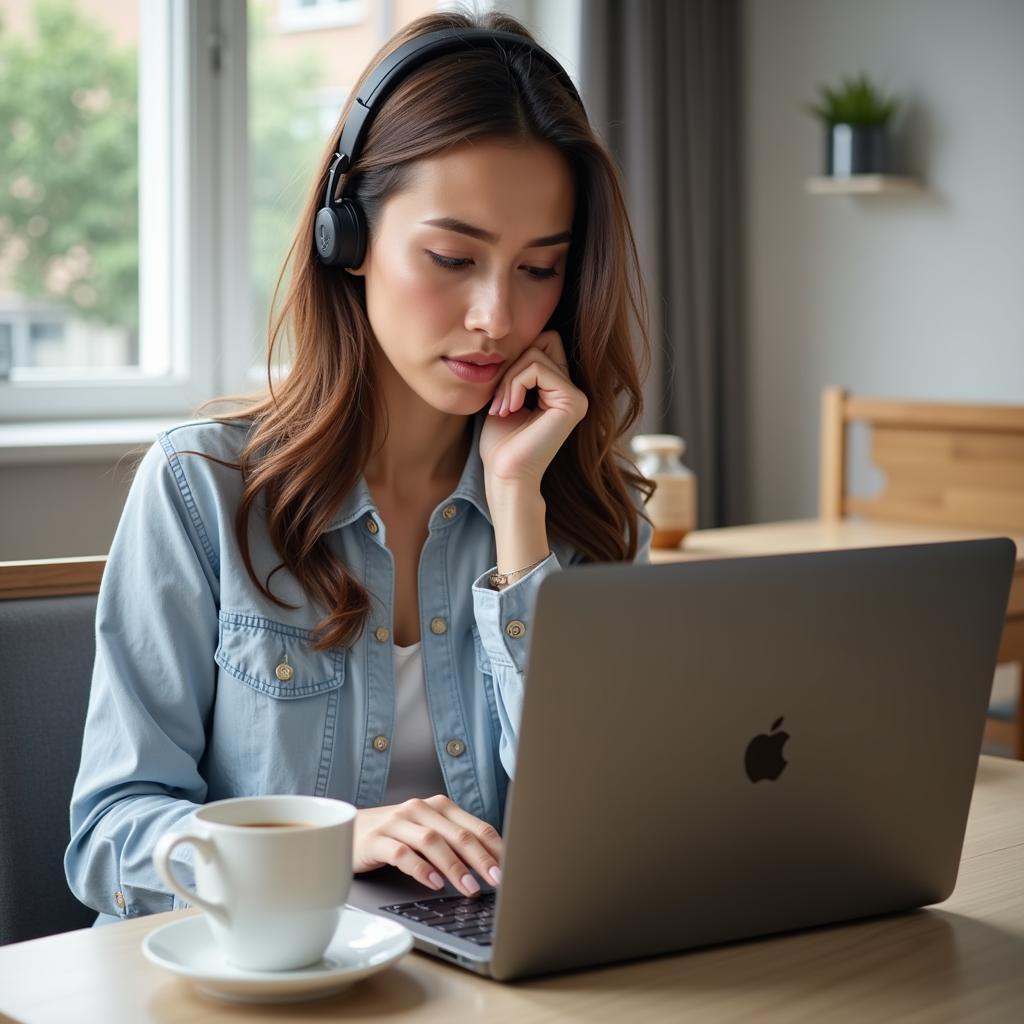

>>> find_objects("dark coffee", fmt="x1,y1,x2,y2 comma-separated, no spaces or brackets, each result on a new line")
235,822,314,829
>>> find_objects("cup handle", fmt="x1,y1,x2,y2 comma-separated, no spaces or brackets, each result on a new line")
152,832,230,927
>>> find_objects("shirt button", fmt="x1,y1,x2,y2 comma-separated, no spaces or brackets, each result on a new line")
442,504,458,520
430,617,448,635
374,626,389,643
372,735,389,753
366,517,379,535
275,661,294,682
114,891,126,910
505,620,527,640
446,738,466,757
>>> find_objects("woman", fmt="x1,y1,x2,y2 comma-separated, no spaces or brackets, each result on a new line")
65,7,653,923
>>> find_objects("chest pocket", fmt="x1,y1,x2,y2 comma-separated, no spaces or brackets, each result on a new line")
214,610,345,699
210,611,345,798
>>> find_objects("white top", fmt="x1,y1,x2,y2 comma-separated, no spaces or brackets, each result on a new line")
381,642,448,806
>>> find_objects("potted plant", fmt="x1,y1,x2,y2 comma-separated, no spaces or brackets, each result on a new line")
805,73,899,178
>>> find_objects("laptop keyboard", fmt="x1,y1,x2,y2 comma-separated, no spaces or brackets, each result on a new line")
380,892,496,945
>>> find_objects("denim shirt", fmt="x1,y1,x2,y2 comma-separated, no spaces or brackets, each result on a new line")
65,408,652,922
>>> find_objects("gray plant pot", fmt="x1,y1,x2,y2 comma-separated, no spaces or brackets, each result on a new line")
826,123,888,177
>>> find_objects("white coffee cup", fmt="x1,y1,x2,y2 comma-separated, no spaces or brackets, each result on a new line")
153,795,356,971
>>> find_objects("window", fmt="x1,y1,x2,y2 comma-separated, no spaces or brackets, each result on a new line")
0,0,217,419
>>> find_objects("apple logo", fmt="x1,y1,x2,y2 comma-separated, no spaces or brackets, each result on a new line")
744,717,789,782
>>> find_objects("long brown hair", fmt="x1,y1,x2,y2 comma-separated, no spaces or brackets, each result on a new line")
203,6,654,651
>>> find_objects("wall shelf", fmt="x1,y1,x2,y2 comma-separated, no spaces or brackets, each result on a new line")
805,174,924,195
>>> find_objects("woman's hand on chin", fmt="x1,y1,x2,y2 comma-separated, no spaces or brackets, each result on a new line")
479,330,588,491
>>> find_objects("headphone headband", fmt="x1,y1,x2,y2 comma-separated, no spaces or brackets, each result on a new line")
315,27,583,266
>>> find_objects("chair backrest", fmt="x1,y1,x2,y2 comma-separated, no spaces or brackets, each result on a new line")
819,386,1024,532
0,557,105,945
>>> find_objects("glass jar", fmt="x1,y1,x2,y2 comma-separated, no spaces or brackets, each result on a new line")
630,434,697,548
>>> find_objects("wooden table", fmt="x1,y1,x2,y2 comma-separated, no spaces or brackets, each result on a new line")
1,756,1022,1023
652,516,1022,576
654,517,1024,757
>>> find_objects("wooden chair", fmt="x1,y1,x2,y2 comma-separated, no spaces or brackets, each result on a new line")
819,386,1024,759
0,557,106,944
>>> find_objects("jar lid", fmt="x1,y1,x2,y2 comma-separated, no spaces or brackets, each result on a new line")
630,433,687,456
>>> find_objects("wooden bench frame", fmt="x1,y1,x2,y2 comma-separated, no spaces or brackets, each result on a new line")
0,557,106,600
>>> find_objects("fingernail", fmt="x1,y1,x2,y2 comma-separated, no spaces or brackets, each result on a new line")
488,866,502,885
461,873,480,895
428,871,444,889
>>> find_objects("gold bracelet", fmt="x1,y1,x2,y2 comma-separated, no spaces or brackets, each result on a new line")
489,552,551,590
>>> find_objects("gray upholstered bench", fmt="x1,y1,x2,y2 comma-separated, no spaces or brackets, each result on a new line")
0,558,105,945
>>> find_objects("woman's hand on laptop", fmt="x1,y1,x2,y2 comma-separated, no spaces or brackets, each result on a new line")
353,795,503,898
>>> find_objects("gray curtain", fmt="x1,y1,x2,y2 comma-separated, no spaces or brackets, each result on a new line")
581,0,747,528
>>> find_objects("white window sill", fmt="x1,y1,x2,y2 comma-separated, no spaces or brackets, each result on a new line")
0,418,197,467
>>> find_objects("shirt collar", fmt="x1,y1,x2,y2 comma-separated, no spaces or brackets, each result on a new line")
327,408,491,532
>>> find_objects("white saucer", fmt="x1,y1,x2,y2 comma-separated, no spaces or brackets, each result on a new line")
142,908,413,1003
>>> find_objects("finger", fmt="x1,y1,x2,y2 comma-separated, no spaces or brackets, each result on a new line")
408,797,503,885
371,834,447,892
492,343,559,417
533,329,570,368
489,371,513,416
424,794,505,862
503,342,567,387
388,816,482,897
497,349,568,416
498,375,514,416
506,352,573,414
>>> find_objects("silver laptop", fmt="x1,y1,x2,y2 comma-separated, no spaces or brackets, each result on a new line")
347,538,1016,981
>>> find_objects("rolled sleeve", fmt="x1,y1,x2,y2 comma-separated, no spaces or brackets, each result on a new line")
64,439,219,920
471,551,563,777
471,551,562,673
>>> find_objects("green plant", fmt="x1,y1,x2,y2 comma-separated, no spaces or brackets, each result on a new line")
804,73,898,127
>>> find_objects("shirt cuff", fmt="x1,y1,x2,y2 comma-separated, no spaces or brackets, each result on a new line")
471,550,563,673
120,814,198,918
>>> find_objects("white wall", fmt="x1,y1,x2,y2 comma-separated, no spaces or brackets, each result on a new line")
0,460,133,560
743,0,1024,522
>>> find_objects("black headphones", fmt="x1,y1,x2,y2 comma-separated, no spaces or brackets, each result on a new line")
313,27,585,268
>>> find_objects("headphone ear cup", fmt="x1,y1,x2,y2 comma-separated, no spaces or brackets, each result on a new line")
332,198,367,270
314,199,366,268
314,206,342,264
314,200,366,268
